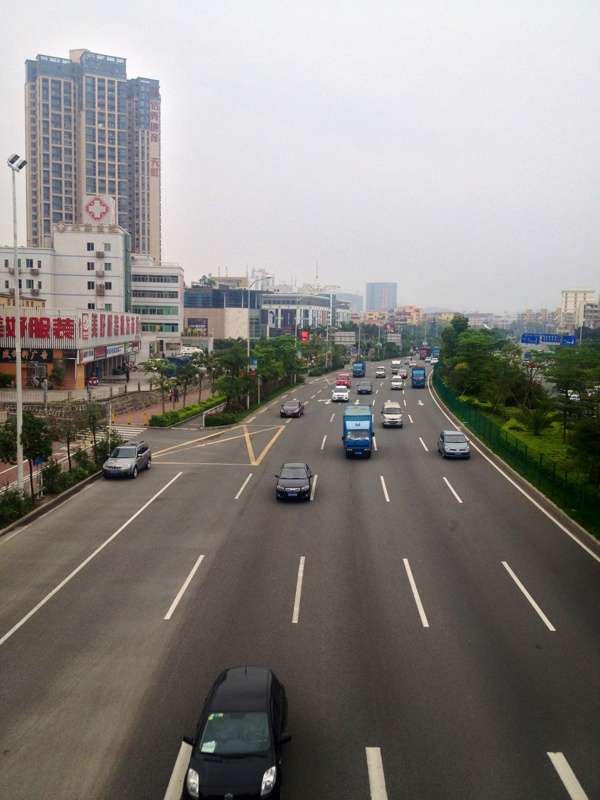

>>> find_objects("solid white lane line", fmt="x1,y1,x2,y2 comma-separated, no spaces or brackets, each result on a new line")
380,476,390,502
419,437,429,451
502,562,556,631
164,741,192,800
235,474,252,499
310,474,318,501
408,414,414,424
321,435,327,450
0,472,183,648
547,753,589,799
292,556,305,624
404,559,430,627
428,385,600,564
373,438,378,452
165,554,205,620
330,413,335,422
443,476,463,503
366,747,388,800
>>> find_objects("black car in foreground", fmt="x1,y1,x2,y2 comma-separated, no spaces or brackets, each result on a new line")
275,462,313,500
280,400,304,418
182,667,291,800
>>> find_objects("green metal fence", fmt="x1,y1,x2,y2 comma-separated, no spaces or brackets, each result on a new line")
433,372,600,538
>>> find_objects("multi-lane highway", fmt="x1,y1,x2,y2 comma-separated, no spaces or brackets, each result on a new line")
0,366,598,799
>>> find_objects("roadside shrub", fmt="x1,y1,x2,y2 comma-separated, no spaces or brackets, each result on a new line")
0,488,37,526
205,413,236,427
0,374,13,388
149,396,226,427
41,458,64,494
72,448,93,472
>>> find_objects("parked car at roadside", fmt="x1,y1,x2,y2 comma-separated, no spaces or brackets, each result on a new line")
102,441,151,478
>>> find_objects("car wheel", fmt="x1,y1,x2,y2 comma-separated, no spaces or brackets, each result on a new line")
146,459,151,470
103,473,109,479
441,451,446,458
132,465,138,478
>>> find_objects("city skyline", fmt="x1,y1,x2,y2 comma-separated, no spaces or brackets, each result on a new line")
1,2,598,314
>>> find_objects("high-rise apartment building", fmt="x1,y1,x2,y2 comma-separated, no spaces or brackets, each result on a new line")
24,49,161,261
365,282,397,312
559,288,596,330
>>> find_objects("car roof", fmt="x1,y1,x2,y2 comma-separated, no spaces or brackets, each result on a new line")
211,667,271,712
441,430,464,436
281,462,308,469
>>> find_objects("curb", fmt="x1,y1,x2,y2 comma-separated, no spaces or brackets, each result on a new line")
0,470,103,537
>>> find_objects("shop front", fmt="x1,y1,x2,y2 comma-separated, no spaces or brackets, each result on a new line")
0,308,141,389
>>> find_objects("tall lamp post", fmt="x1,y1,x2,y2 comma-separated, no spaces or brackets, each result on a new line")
7,154,27,493
246,275,272,409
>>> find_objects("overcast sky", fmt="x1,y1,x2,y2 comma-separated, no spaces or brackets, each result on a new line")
1,1,598,314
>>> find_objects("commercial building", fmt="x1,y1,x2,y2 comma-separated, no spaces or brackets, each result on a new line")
365,282,397,313
24,49,161,262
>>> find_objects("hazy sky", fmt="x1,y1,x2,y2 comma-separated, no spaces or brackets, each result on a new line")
1,1,598,314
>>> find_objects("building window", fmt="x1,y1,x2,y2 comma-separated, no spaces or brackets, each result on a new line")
37,261,42,269
4,259,8,268
104,263,112,271
103,243,111,252
87,262,95,270
4,280,8,289
26,258,34,269
38,282,42,289
104,303,112,311
87,281,95,290
88,303,95,309
26,279,34,289
104,282,112,290
87,242,94,251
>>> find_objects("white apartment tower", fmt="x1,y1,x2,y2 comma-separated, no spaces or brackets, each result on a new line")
24,49,161,262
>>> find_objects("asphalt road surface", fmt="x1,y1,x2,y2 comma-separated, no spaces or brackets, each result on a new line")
0,367,598,800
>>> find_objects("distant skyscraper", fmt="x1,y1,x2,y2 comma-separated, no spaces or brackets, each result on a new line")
365,282,397,312
24,49,161,261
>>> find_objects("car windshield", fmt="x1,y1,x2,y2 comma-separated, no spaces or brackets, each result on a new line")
347,430,370,440
280,467,307,479
111,446,136,458
199,711,271,756
444,434,466,443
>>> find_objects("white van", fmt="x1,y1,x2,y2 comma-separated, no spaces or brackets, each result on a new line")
381,401,403,427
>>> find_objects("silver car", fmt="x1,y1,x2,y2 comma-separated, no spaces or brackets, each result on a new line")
437,430,470,459
103,440,152,478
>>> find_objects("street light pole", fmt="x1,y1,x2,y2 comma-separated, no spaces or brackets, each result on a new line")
8,154,27,493
246,275,273,409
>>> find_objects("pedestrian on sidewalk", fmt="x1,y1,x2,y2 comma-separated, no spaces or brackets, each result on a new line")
173,385,179,403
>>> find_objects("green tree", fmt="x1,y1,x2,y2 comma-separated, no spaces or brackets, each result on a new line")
568,417,600,486
175,362,199,407
79,402,107,462
142,357,175,412
0,413,53,495
50,402,87,471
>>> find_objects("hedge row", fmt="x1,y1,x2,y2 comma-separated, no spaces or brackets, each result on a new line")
148,396,226,427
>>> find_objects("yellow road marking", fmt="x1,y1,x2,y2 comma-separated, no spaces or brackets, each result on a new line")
243,425,257,464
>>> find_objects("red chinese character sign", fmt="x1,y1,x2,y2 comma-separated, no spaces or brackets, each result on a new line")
0,309,141,349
